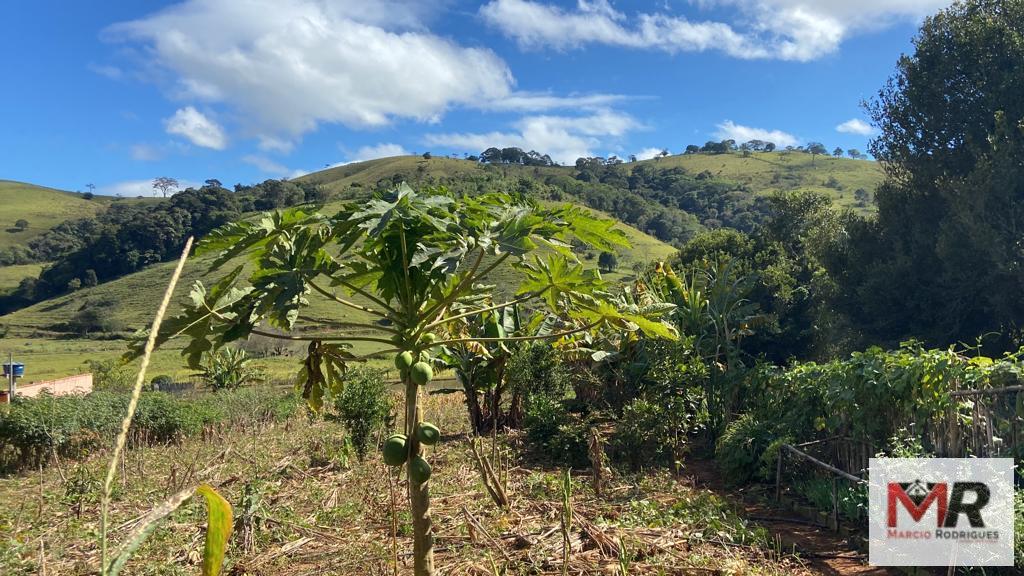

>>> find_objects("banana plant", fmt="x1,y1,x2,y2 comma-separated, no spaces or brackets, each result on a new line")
435,304,520,434
139,184,677,576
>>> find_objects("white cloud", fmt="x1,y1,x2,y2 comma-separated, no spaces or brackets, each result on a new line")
242,154,292,175
164,107,227,150
99,179,201,197
348,143,412,163
634,147,667,160
130,144,163,161
425,110,640,165
486,92,631,112
713,120,799,147
836,118,875,136
481,0,951,61
107,0,514,147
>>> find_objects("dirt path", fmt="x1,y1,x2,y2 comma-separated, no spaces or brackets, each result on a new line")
680,459,900,576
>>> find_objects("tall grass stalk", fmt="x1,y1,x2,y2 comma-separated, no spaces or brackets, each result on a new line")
99,237,193,575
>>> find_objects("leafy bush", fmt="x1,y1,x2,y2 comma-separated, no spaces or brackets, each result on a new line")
87,359,135,391
612,399,667,469
507,343,570,406
715,413,780,484
523,395,589,467
333,367,393,459
0,387,300,472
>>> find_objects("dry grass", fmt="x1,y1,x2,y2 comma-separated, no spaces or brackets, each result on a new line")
0,393,815,576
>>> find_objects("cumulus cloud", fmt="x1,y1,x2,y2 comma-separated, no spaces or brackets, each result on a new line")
106,0,515,148
481,0,950,61
347,143,411,162
714,120,799,147
634,147,667,160
164,107,227,150
836,118,876,136
425,110,640,165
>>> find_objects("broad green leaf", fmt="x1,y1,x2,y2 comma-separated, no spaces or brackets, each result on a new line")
105,485,233,576
197,484,233,576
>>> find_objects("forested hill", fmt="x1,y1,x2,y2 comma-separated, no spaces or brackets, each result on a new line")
0,149,881,324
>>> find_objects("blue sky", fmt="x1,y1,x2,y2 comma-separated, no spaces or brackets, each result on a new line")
0,0,950,196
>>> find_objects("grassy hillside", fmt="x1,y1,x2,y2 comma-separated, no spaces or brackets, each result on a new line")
0,151,879,382
0,207,675,381
642,151,883,210
0,180,112,250
300,152,884,212
0,263,44,292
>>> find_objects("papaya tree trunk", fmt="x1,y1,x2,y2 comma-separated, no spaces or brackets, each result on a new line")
405,379,434,576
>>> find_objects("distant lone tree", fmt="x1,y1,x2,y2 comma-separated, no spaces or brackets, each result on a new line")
806,142,828,165
765,142,776,152
833,147,844,157
152,176,179,198
847,148,864,160
598,251,618,273
684,144,700,154
13,219,28,230
422,152,432,160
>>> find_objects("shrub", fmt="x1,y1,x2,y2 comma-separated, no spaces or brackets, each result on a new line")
0,387,300,472
87,359,135,391
523,395,588,467
334,367,393,459
150,375,174,390
612,399,668,470
507,343,569,405
715,413,779,484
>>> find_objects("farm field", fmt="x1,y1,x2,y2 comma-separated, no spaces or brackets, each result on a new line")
0,389,817,576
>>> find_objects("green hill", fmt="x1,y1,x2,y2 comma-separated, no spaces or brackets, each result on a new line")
0,180,113,251
0,151,882,381
300,152,883,213
0,200,675,380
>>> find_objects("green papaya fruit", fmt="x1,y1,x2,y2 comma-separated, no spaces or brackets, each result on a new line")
394,351,414,371
417,422,441,445
382,434,407,466
409,455,432,484
410,362,433,386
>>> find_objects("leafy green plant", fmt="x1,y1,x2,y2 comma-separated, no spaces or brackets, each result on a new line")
196,348,262,391
333,367,393,459
715,413,779,484
523,395,589,467
142,183,678,576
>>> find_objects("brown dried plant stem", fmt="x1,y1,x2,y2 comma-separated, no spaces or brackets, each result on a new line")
99,236,193,575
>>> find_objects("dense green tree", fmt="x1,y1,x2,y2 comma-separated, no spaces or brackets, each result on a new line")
834,0,1024,350
597,251,618,273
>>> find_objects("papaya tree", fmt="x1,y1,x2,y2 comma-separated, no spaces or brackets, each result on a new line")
144,184,676,575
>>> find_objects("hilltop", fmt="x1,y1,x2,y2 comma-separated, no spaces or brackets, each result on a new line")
0,180,112,251
301,151,883,213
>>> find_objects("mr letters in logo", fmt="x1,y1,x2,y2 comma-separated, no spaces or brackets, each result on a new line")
869,458,1013,566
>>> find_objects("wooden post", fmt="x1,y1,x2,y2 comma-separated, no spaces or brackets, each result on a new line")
831,476,839,532
1012,391,1018,459
775,449,783,502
